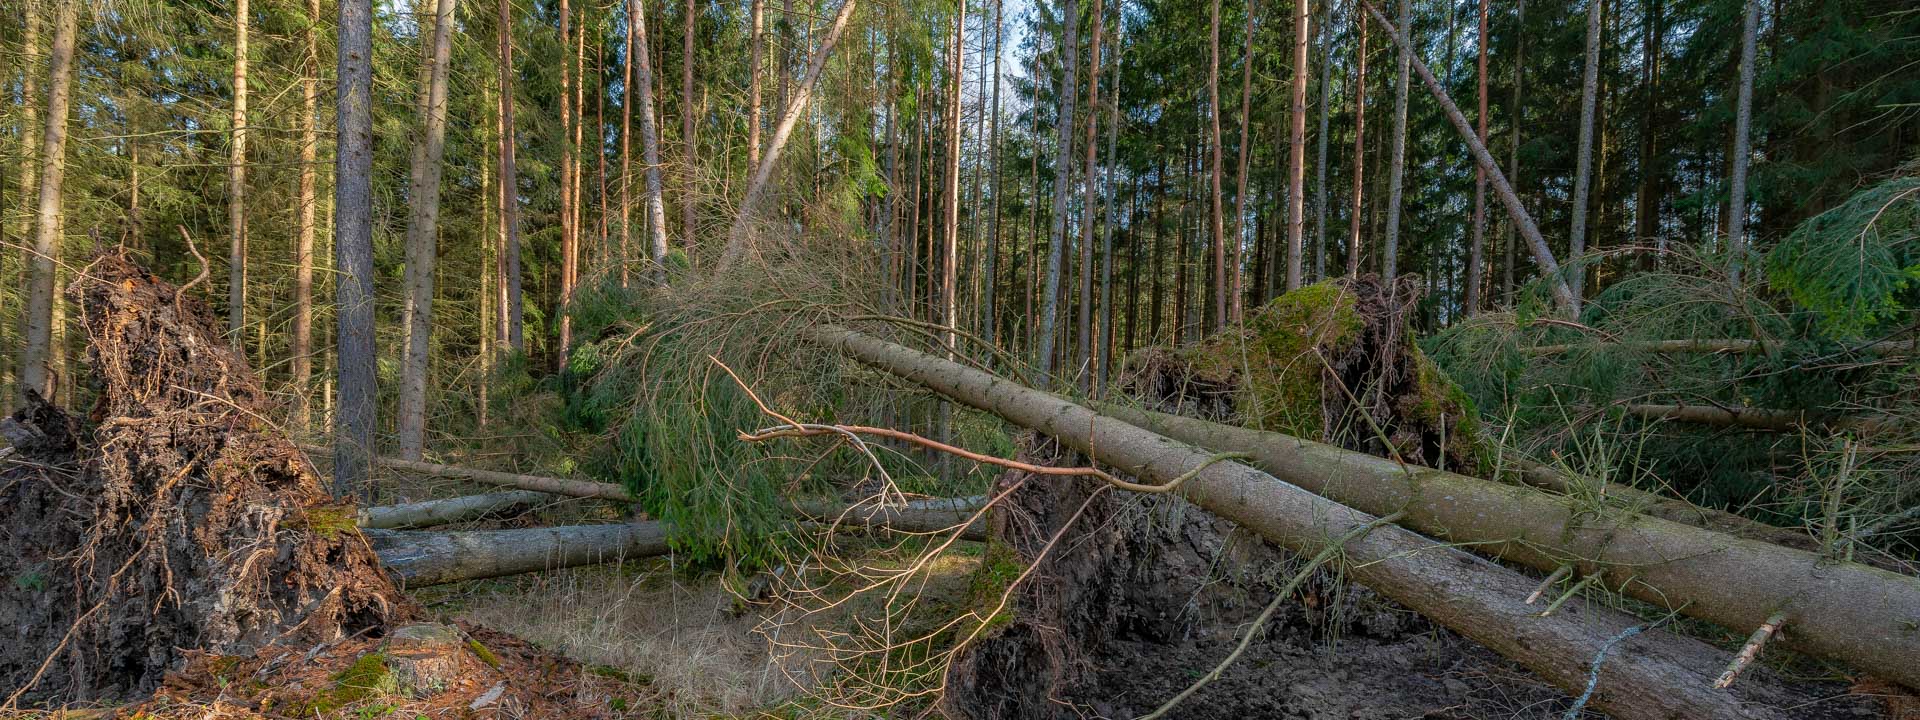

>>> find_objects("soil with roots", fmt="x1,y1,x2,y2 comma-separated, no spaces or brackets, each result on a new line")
0,254,640,717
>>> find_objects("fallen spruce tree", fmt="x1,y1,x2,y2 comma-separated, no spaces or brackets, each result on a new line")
0,254,633,715
807,323,1879,720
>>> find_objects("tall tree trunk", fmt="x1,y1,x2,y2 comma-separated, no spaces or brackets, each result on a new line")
720,0,862,268
1076,0,1106,388
19,0,75,406
1311,0,1332,284
1381,0,1408,280
1726,0,1758,286
292,0,321,431
943,0,966,356
228,0,250,348
1206,0,1226,328
1503,0,1524,301
335,0,378,497
1096,37,1122,394
1465,0,1488,313
395,0,458,461
1230,0,1256,306
5,0,43,412
1034,0,1078,379
621,0,635,286
497,0,525,351
1347,12,1366,279
631,0,670,272
1283,0,1308,291
983,0,1004,349
1634,0,1660,268
681,0,697,249
748,0,764,166
1570,0,1602,302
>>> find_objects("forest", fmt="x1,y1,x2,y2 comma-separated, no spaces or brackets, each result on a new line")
2,0,1919,715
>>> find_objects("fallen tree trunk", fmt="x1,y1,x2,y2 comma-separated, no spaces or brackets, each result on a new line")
1090,401,1920,690
1614,402,1901,434
303,447,635,501
791,495,988,541
1521,337,1917,356
811,325,1830,720
357,490,553,529
370,523,670,587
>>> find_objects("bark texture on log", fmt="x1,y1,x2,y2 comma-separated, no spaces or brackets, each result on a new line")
372,523,671,587
1613,402,1900,434
304,449,634,501
791,495,988,541
812,325,1843,719
358,490,553,529
1094,402,1920,690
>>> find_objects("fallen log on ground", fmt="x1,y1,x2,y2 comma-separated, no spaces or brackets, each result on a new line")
811,324,1838,720
1092,400,1920,690
1613,401,1901,434
302,447,636,501
369,523,672,587
1521,337,1917,356
791,495,989,541
357,489,554,529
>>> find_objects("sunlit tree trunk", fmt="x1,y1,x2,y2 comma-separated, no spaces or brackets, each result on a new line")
1465,0,1489,313
228,0,250,348
19,0,75,406
1726,0,1758,286
1570,0,1602,303
682,0,697,250
1381,0,1408,279
396,0,458,461
748,0,764,166
1076,0,1105,388
1205,0,1226,328
1347,12,1366,279
291,0,322,431
335,0,378,497
633,0,671,270
497,0,525,351
1284,0,1308,292
620,0,635,285
1035,0,1078,380
943,0,966,357
982,0,1004,349
557,0,576,361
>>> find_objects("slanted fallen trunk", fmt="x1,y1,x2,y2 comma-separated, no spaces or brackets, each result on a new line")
791,495,989,541
1092,401,1920,690
357,490,553,529
811,325,1839,720
304,448,635,501
370,523,672,587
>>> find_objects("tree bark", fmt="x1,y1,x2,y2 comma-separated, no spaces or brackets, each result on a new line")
1503,0,1524,300
497,0,526,351
1465,0,1488,313
1310,0,1332,284
1096,402,1920,691
720,0,862,269
19,0,76,406
396,0,459,461
1635,0,1662,268
682,0,698,249
1381,0,1409,280
1206,0,1226,328
1358,0,1576,313
748,0,764,167
334,0,377,497
323,450,636,501
621,0,635,285
1096,39,1122,394
1283,0,1308,291
1075,0,1105,389
374,523,672,586
1570,0,1603,302
228,0,250,348
1346,12,1366,279
1614,402,1898,434
944,0,967,358
1230,0,1256,304
789,495,989,540
1726,0,1759,285
359,490,554,530
291,0,321,431
631,0,671,274
982,0,1004,349
813,325,1832,719
1032,0,1078,380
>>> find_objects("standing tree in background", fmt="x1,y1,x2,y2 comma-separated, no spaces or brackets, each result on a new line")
228,0,249,346
1036,0,1079,379
1726,0,1758,286
982,0,1004,349
1347,10,1366,278
1381,0,1408,280
19,0,77,406
632,0,670,272
1310,0,1332,282
748,0,764,167
943,0,966,356
497,0,525,351
557,0,575,359
1464,0,1487,313
1076,0,1107,386
1283,0,1308,291
334,0,376,497
1569,0,1602,302
395,0,458,461
290,0,322,429
1228,0,1254,309
682,0,697,250
1205,0,1226,327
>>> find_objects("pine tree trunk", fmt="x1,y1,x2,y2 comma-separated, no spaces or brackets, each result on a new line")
1347,12,1366,279
1284,0,1308,292
1206,0,1227,328
1465,0,1488,313
292,0,321,431
395,0,458,461
228,0,250,349
1230,0,1256,305
335,0,378,497
748,0,764,167
1076,0,1106,389
1035,0,1078,380
621,0,635,285
1096,38,1122,395
497,0,525,351
19,0,75,406
1381,0,1409,280
982,0,1003,349
631,0,671,273
1310,0,1332,284
943,0,966,357
681,0,697,250
1726,0,1758,285
1503,0,1524,300
720,0,862,268
1569,0,1602,303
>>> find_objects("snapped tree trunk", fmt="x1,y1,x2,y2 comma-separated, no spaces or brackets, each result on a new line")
813,325,1833,719
396,0,458,461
